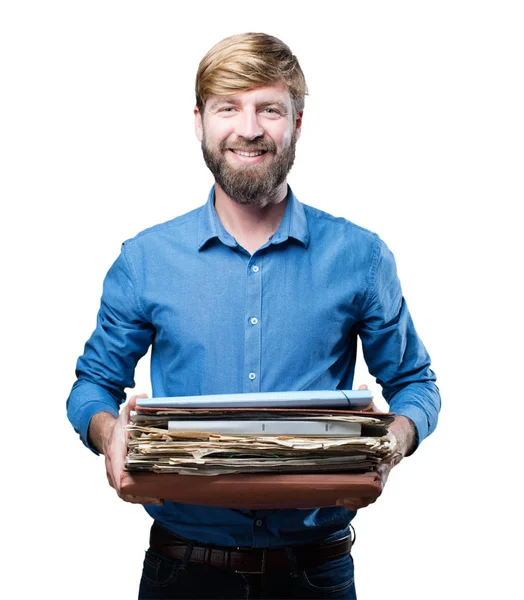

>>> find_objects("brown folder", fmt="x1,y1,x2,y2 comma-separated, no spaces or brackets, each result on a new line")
120,471,383,509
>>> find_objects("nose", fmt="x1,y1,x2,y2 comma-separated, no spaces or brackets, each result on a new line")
235,108,263,140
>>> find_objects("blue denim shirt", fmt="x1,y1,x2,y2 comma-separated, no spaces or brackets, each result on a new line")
67,186,440,547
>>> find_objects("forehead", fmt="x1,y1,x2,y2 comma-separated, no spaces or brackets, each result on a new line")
205,81,293,110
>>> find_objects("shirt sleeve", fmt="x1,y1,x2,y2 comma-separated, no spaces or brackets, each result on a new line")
66,243,154,453
357,236,441,449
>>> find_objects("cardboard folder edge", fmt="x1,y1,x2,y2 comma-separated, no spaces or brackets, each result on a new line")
120,471,382,509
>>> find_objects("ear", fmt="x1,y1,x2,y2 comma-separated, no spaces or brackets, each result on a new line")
294,111,304,141
194,106,203,142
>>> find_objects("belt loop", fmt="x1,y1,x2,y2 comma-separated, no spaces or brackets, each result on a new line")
260,549,267,574
180,541,194,571
234,548,268,574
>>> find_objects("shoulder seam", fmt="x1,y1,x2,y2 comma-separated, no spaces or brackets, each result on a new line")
125,207,202,245
302,204,376,237
361,233,382,317
120,242,148,320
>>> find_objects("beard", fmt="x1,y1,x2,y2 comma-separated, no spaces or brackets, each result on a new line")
201,132,297,207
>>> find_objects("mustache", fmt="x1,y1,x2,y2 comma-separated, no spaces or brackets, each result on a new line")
219,138,277,153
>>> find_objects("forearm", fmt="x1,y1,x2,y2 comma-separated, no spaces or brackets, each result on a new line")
67,247,154,451
387,381,440,451
389,415,418,457
358,238,440,450
88,411,117,455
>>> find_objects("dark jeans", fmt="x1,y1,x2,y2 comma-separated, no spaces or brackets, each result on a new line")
138,545,357,599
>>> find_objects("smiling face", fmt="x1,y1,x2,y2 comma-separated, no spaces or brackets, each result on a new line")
195,82,302,207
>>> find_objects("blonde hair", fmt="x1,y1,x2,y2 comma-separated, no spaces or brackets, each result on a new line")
195,33,308,115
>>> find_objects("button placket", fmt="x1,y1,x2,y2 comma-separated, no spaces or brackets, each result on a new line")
244,259,262,392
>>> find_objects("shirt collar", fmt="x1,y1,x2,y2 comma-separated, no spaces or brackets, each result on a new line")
197,186,310,251
197,187,237,250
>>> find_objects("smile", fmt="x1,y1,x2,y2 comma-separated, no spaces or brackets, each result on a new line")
230,150,267,157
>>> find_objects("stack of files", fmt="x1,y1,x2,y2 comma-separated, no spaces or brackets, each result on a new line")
125,408,395,476
120,391,396,508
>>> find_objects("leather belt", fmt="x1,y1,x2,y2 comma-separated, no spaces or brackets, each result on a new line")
149,522,352,574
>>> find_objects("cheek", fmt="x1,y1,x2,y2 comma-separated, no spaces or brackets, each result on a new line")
267,118,295,148
203,118,235,144
277,127,293,149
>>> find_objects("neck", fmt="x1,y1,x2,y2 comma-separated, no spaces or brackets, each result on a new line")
214,182,288,254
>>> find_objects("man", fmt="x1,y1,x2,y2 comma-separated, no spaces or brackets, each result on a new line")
67,32,440,599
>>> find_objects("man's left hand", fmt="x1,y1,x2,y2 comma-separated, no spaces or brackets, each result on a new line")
335,387,417,511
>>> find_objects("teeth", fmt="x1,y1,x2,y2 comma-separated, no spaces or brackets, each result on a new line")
233,150,264,157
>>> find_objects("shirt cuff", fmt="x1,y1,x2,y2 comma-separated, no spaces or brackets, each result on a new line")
67,380,121,454
387,383,440,451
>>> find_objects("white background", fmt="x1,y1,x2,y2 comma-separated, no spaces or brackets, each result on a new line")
1,1,522,599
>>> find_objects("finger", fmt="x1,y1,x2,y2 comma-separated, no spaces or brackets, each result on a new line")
118,493,164,506
356,384,376,410
108,395,149,496
335,496,378,510
376,460,399,488
128,393,148,411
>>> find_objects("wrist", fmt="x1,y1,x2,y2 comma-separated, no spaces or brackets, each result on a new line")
390,415,417,457
88,412,117,455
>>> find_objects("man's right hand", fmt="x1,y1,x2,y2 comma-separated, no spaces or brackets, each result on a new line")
88,394,163,506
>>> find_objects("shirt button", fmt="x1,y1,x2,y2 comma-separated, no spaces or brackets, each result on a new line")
250,317,258,325
248,372,256,380
255,519,263,527
251,265,259,273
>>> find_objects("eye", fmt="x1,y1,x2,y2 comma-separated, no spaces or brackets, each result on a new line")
215,105,238,116
262,107,281,118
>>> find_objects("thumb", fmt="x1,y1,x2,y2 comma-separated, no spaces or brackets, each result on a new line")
127,392,148,411
356,384,377,411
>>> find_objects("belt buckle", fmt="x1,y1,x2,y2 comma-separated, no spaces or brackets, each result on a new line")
234,548,267,574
